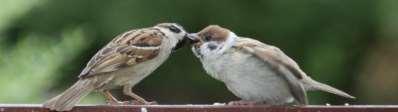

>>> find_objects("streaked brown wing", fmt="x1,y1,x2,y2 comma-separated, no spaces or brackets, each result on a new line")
235,37,308,104
79,29,163,78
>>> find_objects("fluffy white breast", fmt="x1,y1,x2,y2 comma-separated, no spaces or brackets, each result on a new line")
198,42,295,104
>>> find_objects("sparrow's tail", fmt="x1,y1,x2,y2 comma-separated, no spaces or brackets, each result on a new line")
302,78,355,99
43,79,95,111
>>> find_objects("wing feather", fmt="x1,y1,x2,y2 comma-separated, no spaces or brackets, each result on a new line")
79,29,163,78
234,37,308,104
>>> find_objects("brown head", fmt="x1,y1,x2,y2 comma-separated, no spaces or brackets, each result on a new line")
189,25,238,58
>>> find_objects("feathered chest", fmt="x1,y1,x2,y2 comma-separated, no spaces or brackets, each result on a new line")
201,48,267,82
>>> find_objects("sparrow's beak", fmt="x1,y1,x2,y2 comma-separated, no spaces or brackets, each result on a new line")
173,33,200,51
186,33,199,44
173,33,194,51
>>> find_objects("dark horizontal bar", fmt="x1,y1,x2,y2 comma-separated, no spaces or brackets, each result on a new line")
1,104,398,112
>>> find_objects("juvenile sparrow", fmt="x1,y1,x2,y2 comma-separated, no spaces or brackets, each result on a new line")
190,25,355,105
43,23,192,111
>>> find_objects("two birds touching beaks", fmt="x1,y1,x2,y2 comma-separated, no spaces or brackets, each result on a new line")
43,23,355,111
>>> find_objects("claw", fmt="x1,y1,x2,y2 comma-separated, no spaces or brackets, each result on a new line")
128,100,158,105
106,100,131,105
228,100,264,105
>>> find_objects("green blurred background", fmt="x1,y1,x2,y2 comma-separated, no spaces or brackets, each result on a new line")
0,0,397,105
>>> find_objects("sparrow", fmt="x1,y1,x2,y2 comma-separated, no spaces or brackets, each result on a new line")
43,23,192,111
189,25,355,105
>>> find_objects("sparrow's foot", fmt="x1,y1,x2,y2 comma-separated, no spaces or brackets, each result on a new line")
105,100,131,105
146,101,158,105
102,91,131,105
123,86,157,105
227,100,263,105
128,100,158,105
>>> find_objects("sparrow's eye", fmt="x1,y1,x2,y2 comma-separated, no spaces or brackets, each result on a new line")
168,25,181,33
204,35,211,41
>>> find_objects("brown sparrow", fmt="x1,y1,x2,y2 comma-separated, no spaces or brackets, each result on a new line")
43,23,192,111
189,25,355,105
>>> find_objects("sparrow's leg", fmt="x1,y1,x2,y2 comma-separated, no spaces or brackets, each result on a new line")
101,91,129,105
228,100,265,105
123,85,157,105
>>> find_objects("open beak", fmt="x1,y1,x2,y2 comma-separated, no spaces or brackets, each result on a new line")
173,34,197,51
172,33,199,51
186,33,199,44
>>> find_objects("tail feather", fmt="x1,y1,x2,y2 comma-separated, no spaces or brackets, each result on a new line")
303,79,355,99
43,79,95,111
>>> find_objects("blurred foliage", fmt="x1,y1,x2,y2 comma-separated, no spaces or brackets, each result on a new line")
0,0,397,105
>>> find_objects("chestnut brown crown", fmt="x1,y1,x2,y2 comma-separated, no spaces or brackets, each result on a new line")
192,25,231,48
198,25,230,42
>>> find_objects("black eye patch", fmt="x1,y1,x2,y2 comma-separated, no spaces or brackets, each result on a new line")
168,25,181,33
204,35,211,41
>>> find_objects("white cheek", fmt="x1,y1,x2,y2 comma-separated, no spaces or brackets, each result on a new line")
199,42,219,57
195,32,237,60
174,33,185,40
191,47,201,58
169,33,183,39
